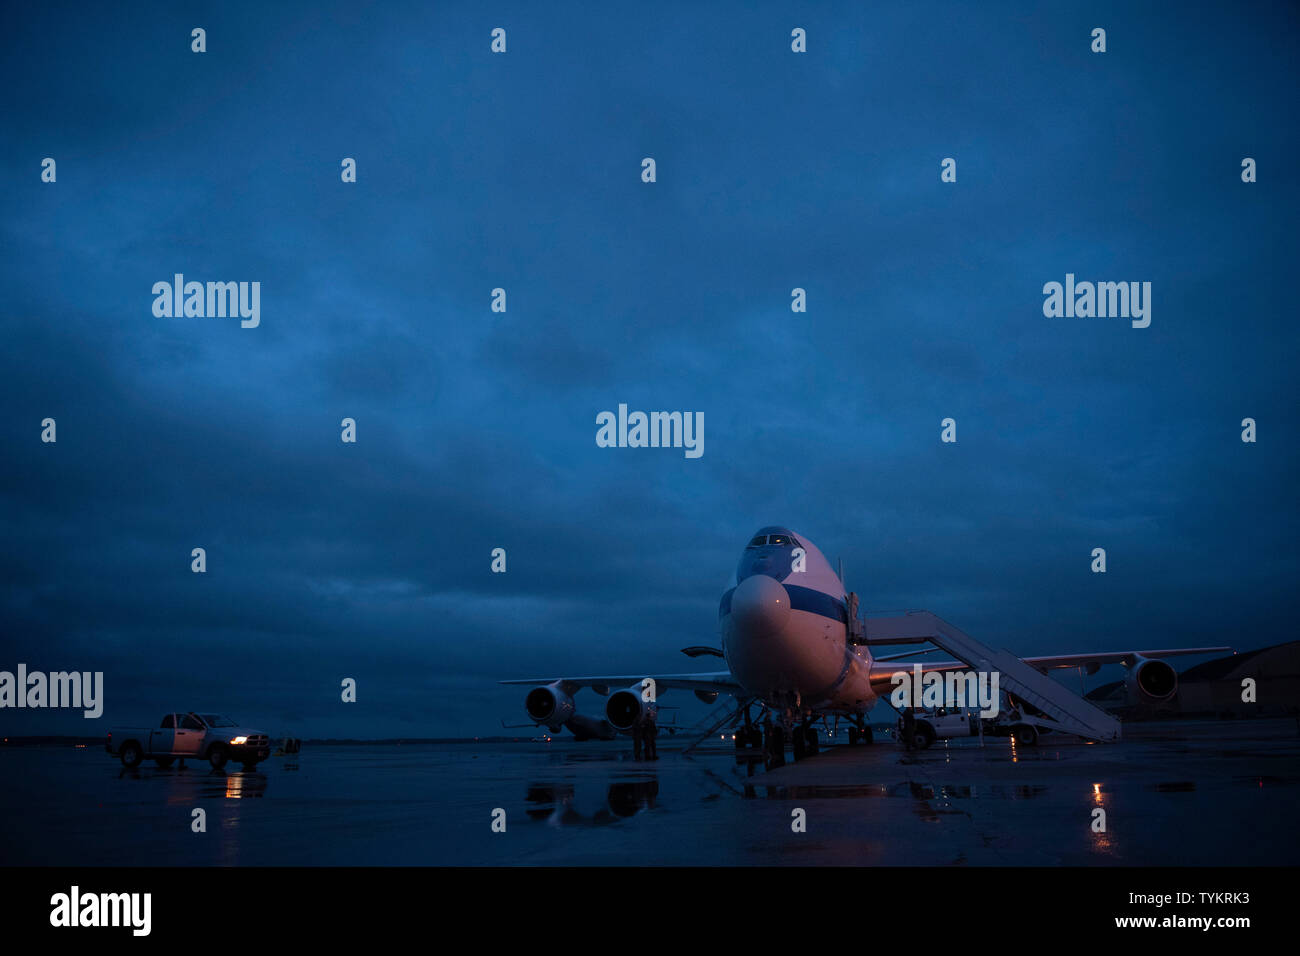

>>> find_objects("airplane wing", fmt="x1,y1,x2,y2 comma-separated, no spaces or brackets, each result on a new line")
870,646,1233,683
1021,647,1233,672
499,671,742,696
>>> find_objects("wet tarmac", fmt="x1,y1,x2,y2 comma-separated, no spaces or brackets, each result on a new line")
2,719,1297,865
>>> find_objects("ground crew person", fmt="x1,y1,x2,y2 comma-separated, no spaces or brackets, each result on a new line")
644,714,658,760
632,721,643,760
901,706,916,751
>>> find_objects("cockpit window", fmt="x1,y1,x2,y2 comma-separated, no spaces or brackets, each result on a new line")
747,535,767,548
767,534,792,546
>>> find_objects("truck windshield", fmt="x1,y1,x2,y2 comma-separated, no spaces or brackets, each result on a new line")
199,715,237,727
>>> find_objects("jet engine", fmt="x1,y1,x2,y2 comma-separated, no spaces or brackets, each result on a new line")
525,681,575,731
1125,656,1178,702
605,682,659,731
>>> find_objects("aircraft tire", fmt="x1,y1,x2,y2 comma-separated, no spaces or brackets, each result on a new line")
768,725,785,763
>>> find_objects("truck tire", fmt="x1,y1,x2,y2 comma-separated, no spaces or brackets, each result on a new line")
120,741,143,768
1013,724,1038,746
153,756,174,768
914,724,936,750
208,745,229,770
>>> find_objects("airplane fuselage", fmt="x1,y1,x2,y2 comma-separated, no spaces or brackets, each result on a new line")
719,527,878,718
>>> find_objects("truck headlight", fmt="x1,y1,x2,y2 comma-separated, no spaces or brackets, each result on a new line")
230,736,248,745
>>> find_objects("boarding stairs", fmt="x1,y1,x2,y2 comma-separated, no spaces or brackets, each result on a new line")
680,696,752,755
861,610,1121,742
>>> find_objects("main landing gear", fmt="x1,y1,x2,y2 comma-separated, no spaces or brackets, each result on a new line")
846,715,873,745
791,719,820,760
741,703,875,765
766,723,786,767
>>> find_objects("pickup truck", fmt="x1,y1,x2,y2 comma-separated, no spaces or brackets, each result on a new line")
900,707,978,749
106,712,271,770
900,706,1044,748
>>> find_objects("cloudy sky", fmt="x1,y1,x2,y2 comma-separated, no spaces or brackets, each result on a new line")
2,1,1296,737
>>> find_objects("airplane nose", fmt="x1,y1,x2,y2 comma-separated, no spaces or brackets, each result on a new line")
731,574,791,638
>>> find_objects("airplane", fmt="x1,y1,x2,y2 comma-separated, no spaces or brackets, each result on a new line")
502,525,1231,758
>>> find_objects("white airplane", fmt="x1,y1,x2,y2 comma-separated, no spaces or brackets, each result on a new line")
503,526,1231,756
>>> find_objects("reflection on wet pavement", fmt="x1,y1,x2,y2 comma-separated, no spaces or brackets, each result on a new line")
2,719,1296,865
524,778,660,825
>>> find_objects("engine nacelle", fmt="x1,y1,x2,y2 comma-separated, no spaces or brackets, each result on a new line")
605,682,659,731
1126,656,1178,702
525,681,575,731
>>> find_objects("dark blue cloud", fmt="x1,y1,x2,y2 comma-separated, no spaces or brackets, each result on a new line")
1,1,1296,736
